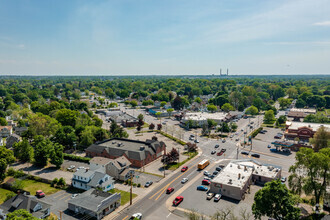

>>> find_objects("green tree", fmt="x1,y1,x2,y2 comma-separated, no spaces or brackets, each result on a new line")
194,97,202,104
55,109,79,127
286,87,298,99
0,146,15,181
207,119,217,129
207,104,217,113
172,96,184,110
309,126,330,152
27,113,60,137
167,108,174,118
13,139,34,162
50,143,64,168
0,117,7,126
230,122,238,131
278,98,292,110
289,147,330,205
277,115,287,125
0,159,7,183
33,136,52,167
245,106,258,116
137,114,144,122
6,209,38,220
221,103,235,113
108,102,118,108
92,115,103,127
160,101,167,107
109,120,129,138
52,126,77,150
264,110,275,124
130,100,138,108
252,179,300,220
79,127,96,147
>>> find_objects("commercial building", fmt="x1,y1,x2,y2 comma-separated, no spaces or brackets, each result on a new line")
182,112,227,127
86,138,166,168
285,121,330,141
210,160,281,200
287,108,316,121
68,189,120,220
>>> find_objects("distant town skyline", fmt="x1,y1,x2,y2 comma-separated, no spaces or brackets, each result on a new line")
1,0,330,75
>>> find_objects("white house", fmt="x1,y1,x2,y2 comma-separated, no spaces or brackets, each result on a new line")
72,169,115,192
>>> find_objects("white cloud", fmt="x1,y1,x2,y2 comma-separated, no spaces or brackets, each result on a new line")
313,21,330,26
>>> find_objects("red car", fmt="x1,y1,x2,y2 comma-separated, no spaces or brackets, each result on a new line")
181,166,188,172
166,187,174,194
173,196,184,206
36,190,45,198
202,179,211,185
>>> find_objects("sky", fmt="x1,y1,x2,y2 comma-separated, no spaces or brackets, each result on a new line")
0,0,330,75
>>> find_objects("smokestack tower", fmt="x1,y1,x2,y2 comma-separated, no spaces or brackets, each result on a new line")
220,68,222,76
227,69,229,76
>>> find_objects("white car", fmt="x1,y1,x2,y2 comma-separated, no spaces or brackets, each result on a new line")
67,165,75,171
203,171,209,176
214,194,222,202
130,213,142,220
181,178,188,183
71,194,79,199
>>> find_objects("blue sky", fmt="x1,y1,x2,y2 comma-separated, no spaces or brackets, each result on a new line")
0,0,330,75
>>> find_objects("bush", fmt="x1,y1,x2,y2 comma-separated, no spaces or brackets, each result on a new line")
51,178,58,187
157,131,186,146
6,168,25,178
137,183,141,187
250,127,263,138
6,168,16,177
63,153,90,163
57,177,66,187
133,183,137,187
5,192,16,202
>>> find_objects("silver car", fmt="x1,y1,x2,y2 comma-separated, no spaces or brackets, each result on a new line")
181,178,188,183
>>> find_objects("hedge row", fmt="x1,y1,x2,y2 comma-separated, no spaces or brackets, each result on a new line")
249,127,263,138
157,130,186,146
63,153,90,163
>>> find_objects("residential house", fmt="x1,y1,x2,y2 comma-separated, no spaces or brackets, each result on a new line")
5,134,21,149
86,138,166,168
0,126,12,138
68,189,120,220
0,193,51,219
72,169,115,192
13,127,28,136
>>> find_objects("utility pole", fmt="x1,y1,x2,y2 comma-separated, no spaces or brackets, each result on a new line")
130,172,133,205
58,211,63,220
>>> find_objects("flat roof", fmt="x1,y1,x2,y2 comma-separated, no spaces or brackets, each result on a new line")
290,108,316,114
183,112,227,121
286,121,330,131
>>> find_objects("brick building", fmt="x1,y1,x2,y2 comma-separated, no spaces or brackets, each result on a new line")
85,138,166,168
285,121,330,141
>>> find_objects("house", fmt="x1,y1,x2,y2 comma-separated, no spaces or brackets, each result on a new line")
89,156,134,181
13,127,28,136
0,193,51,219
209,160,281,200
6,134,21,148
72,169,115,192
284,121,330,141
68,189,120,220
6,120,16,127
86,138,166,168
0,126,12,138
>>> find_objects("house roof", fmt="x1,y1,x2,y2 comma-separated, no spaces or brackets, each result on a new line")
90,157,112,166
0,194,51,218
286,121,330,131
68,189,120,213
87,172,113,188
0,126,12,131
74,169,95,179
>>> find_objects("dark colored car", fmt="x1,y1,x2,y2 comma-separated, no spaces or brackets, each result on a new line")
145,181,153,187
220,148,226,152
211,150,216,154
215,144,219,148
166,187,174,194
181,166,188,172
216,167,222,171
251,153,260,158
213,171,219,175
173,196,184,206
241,151,249,155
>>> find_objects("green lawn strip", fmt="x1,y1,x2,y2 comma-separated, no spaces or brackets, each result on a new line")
108,188,137,206
21,179,60,195
166,151,198,170
136,171,163,178
0,188,14,204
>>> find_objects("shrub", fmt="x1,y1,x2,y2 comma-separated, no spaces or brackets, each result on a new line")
6,168,16,177
63,153,91,163
5,192,16,202
6,168,25,178
57,177,66,187
133,183,137,187
137,183,141,187
250,127,263,138
51,178,58,187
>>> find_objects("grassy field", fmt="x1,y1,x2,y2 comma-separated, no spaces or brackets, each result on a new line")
21,179,60,195
108,188,137,206
0,188,14,204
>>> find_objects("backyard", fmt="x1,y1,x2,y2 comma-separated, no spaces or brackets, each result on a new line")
0,188,14,204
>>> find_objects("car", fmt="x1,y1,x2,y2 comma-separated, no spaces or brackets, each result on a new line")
144,181,153,187
241,129,244,131
197,185,208,191
281,177,287,183
230,134,234,138
244,131,247,134
216,167,222,171
129,213,142,220
203,177,211,181
203,170,209,176
67,165,75,171
235,138,240,141
202,179,211,185
181,178,188,183
181,166,188,172
71,193,79,199
214,144,219,148
206,192,215,200
190,134,195,138
173,196,184,206
166,187,174,194
267,145,271,148
283,149,291,153
220,148,226,152
241,151,249,155
251,153,260,158
214,194,222,202
194,139,199,143
217,151,223,156
270,148,278,152
36,190,45,198
189,137,194,140
250,121,254,124
213,171,219,175
211,150,216,155
162,122,166,125
209,174,216,179
222,139,226,143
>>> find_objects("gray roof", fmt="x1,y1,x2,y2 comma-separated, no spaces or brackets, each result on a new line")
68,189,121,213
87,138,165,161
0,194,51,218
87,172,113,188
74,169,95,179
90,157,112,166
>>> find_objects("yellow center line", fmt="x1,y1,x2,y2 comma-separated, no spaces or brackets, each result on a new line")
122,215,128,220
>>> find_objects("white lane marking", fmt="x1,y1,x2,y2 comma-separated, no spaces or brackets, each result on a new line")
167,212,172,218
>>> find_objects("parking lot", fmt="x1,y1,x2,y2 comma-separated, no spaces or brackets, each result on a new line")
61,160,90,172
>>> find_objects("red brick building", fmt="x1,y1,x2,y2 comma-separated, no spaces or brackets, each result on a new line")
85,138,166,168
284,121,329,141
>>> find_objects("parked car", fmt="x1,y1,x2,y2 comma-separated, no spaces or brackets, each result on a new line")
267,145,271,148
203,171,210,176
250,121,254,124
214,144,219,148
214,194,222,202
220,148,226,152
270,148,278,152
244,131,247,134
36,190,45,198
217,151,223,156
241,129,244,131
197,185,208,191
144,181,153,187
166,187,174,194
194,139,199,143
213,171,219,175
216,167,222,171
235,138,240,141
251,153,260,158
222,139,226,143
274,135,282,139
173,196,184,206
203,177,211,181
181,178,188,183
209,174,216,179
130,213,142,220
230,134,234,138
181,166,188,172
67,165,75,171
206,192,215,200
241,151,249,155
71,193,79,199
202,179,211,185
211,150,216,155
281,177,287,183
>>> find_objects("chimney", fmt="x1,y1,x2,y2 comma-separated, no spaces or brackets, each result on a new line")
238,173,241,179
244,166,247,171
140,146,145,151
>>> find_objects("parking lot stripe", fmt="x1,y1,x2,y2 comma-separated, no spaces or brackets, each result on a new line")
58,194,71,201
122,215,128,220
53,191,66,199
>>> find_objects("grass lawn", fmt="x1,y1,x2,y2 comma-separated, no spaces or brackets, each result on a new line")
21,179,60,195
0,188,14,204
167,151,198,170
108,188,137,206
